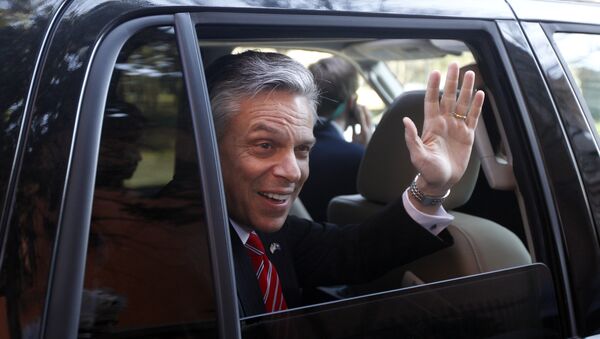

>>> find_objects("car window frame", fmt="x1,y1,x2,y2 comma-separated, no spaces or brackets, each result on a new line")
523,21,600,249
500,19,599,337
532,21,600,336
543,21,600,243
543,22,600,164
189,8,572,337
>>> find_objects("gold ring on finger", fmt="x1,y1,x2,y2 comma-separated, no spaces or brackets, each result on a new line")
451,112,467,121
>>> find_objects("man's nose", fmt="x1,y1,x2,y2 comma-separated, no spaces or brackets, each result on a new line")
273,150,302,183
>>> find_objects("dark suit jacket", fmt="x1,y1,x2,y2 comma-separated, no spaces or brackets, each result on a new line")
299,121,365,221
232,198,452,317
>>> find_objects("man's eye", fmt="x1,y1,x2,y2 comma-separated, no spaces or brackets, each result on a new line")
255,143,275,153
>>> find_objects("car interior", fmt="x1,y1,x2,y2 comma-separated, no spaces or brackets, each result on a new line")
197,36,534,299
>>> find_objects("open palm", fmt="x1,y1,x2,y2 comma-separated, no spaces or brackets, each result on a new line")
403,63,485,196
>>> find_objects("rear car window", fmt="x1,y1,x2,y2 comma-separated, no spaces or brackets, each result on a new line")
80,26,217,337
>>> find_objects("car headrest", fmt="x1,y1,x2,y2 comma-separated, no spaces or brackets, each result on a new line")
357,90,480,209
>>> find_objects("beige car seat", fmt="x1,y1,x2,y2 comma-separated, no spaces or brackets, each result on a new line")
327,90,531,291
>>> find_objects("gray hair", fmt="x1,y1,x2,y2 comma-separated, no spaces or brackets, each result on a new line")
205,51,319,140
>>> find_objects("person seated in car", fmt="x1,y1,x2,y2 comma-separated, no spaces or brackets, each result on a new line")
205,50,484,316
299,56,373,222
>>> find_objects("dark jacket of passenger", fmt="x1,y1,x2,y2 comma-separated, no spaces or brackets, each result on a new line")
300,120,365,222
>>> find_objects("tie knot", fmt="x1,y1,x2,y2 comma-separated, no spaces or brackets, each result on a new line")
245,232,265,255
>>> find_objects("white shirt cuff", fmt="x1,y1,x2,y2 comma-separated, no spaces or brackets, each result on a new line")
402,189,454,236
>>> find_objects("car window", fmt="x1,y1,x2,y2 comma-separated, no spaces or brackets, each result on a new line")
553,32,600,135
79,26,217,338
194,15,555,336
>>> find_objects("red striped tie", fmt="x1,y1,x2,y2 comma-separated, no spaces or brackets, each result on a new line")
245,232,287,312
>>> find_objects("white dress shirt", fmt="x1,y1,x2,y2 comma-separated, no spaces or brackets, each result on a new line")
231,218,251,244
401,189,453,235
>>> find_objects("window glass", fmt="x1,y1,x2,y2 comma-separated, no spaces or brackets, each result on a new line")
241,264,562,338
80,26,217,337
553,33,600,134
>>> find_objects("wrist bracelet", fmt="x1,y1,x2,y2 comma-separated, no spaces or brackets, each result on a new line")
409,173,451,206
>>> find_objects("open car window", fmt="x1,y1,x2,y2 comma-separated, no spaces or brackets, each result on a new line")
192,12,563,337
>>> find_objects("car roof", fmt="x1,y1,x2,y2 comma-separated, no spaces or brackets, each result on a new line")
63,0,516,23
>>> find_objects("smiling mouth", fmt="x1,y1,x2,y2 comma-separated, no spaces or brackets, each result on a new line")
258,192,291,203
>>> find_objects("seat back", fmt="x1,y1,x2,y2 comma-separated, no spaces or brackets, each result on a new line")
290,198,313,220
328,90,531,287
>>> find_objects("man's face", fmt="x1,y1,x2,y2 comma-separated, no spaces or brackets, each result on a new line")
219,91,315,233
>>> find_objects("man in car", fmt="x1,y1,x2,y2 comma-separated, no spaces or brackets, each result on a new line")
205,50,484,316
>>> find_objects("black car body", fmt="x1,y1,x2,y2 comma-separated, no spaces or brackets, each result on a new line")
1,0,600,338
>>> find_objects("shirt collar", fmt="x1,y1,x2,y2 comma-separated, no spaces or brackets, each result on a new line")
230,218,251,244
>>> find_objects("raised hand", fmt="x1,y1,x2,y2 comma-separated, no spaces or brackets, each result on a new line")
402,62,485,198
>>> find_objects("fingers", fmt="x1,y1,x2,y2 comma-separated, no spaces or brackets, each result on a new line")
424,70,441,121
423,63,484,129
440,62,459,114
445,65,485,129
455,70,475,116
467,90,485,129
403,117,424,163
